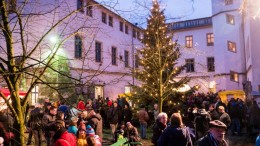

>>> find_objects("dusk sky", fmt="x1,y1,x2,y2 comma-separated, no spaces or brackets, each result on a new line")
96,0,212,27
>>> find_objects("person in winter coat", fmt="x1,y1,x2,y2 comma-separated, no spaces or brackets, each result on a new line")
197,120,228,146
123,104,133,123
86,125,102,146
137,105,149,139
107,101,123,141
53,120,76,146
124,122,141,142
152,112,168,146
87,108,103,142
27,104,44,146
42,106,58,146
77,99,85,111
218,106,231,128
208,104,219,120
68,117,78,136
194,105,211,140
76,123,88,146
157,112,193,146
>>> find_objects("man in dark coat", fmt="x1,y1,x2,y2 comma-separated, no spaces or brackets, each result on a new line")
197,120,228,146
27,103,44,146
208,104,219,120
194,105,211,140
42,106,57,146
107,101,123,141
151,112,168,146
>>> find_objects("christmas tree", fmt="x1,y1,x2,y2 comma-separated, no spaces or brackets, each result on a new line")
132,0,190,112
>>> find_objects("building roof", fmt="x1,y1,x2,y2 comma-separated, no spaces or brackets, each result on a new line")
167,17,212,31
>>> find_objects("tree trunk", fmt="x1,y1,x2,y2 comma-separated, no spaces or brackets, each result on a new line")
158,98,163,113
13,112,26,146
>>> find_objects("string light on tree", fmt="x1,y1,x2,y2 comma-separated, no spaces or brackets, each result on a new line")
131,0,190,112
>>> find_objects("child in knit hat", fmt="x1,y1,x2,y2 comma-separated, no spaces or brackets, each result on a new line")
76,123,88,146
86,125,102,146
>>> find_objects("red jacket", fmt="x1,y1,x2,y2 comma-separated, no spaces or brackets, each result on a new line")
77,101,85,110
54,131,77,146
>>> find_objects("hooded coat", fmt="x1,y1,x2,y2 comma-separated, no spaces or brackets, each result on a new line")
53,128,77,146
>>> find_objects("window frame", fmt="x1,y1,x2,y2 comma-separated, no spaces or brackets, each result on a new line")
227,41,237,53
206,33,214,46
137,31,141,40
75,35,83,59
120,21,124,32
132,29,136,38
108,15,113,27
86,5,93,17
111,47,117,65
230,71,239,82
135,54,139,68
124,50,129,67
225,0,233,5
77,0,84,13
207,57,215,72
226,14,235,25
125,24,129,34
185,58,195,73
102,12,107,24
95,41,102,63
185,35,193,48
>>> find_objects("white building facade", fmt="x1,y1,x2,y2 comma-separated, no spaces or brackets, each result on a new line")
168,0,260,99
1,0,260,103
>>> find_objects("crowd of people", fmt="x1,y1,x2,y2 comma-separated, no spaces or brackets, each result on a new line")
0,94,260,146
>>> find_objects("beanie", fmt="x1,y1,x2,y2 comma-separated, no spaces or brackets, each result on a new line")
86,125,95,137
78,122,86,131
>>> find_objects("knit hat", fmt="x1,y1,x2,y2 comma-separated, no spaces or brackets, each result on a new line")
86,125,95,137
78,122,86,131
71,116,79,123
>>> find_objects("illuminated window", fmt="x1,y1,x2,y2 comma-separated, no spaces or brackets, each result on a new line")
102,12,107,24
109,16,113,27
225,0,233,5
230,71,239,82
228,41,237,52
186,59,195,72
226,14,235,25
185,36,193,48
207,57,215,72
207,33,214,46
125,86,131,94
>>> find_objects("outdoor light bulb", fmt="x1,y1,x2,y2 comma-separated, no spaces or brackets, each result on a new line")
50,36,58,44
